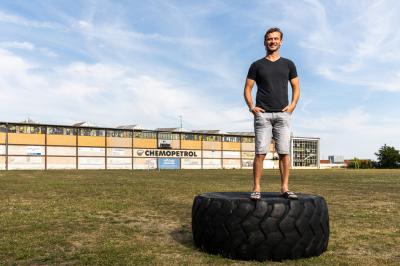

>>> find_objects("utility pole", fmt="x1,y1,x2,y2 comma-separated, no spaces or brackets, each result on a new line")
179,115,183,129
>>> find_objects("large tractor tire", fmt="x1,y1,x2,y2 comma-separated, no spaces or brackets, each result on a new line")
192,192,329,261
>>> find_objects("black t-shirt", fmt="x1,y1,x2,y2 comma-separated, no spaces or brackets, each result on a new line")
247,57,297,112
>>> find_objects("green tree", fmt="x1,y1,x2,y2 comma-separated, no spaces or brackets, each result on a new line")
359,160,374,169
347,157,361,169
347,158,374,169
375,144,400,169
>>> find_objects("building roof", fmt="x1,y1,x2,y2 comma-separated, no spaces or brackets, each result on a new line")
291,136,320,140
117,124,141,130
155,127,189,132
1,120,318,140
227,131,255,136
191,129,226,134
72,121,100,127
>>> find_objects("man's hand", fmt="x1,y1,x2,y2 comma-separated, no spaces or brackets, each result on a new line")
282,104,296,114
251,106,265,115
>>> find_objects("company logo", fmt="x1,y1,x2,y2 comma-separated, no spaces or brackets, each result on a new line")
135,149,199,158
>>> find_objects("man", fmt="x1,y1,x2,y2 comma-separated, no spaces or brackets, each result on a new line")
243,27,300,200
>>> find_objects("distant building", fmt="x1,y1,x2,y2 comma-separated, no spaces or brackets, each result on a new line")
291,137,320,169
328,155,344,164
0,120,320,170
320,157,347,169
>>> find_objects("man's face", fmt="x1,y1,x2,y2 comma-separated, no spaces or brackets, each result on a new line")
265,31,282,52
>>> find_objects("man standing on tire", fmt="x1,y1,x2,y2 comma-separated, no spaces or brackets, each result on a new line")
244,27,300,200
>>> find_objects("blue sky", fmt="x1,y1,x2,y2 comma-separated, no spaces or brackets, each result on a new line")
0,0,399,159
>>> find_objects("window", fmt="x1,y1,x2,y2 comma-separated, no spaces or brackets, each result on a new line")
203,135,222,141
292,139,318,167
158,132,180,140
0,124,6,133
78,128,105,136
181,133,201,141
8,125,46,134
223,136,240,142
107,130,132,138
47,126,77,135
241,137,255,143
134,131,157,139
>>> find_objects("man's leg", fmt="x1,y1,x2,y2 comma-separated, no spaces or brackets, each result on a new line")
279,154,290,193
252,112,272,194
273,112,293,194
253,154,266,192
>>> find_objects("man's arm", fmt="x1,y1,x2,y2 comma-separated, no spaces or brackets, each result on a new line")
244,78,265,114
282,77,300,113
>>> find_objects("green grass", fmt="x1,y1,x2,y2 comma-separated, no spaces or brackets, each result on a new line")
0,169,399,265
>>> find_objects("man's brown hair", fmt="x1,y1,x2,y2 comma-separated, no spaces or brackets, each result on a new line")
264,27,283,41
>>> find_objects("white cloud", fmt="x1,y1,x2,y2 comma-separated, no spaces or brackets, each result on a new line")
0,10,60,29
69,8,243,89
269,0,400,92
72,19,208,53
77,20,92,31
0,48,48,98
39,47,58,57
294,108,400,159
0,41,34,50
0,41,57,57
0,48,32,72
0,47,250,131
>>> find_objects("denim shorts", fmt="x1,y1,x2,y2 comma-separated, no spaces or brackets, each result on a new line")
254,112,291,155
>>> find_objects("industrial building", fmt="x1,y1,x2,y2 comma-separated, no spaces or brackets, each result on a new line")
291,137,320,168
0,121,319,170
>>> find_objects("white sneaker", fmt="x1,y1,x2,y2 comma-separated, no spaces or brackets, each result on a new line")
250,192,261,200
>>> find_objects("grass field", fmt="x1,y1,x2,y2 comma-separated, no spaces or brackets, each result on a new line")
0,169,399,265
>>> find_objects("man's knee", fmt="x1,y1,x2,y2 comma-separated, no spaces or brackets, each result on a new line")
279,154,290,164
279,153,289,159
255,154,266,161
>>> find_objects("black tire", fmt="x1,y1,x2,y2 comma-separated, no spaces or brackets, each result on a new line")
192,192,329,261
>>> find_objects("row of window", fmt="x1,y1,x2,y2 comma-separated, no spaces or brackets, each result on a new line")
224,136,241,142
242,137,255,143
293,140,318,148
1,125,254,142
204,135,222,142
8,125,47,134
293,162,318,167
158,132,180,140
134,131,157,139
292,139,319,167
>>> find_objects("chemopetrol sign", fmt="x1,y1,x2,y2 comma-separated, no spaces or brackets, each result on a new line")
134,149,200,158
